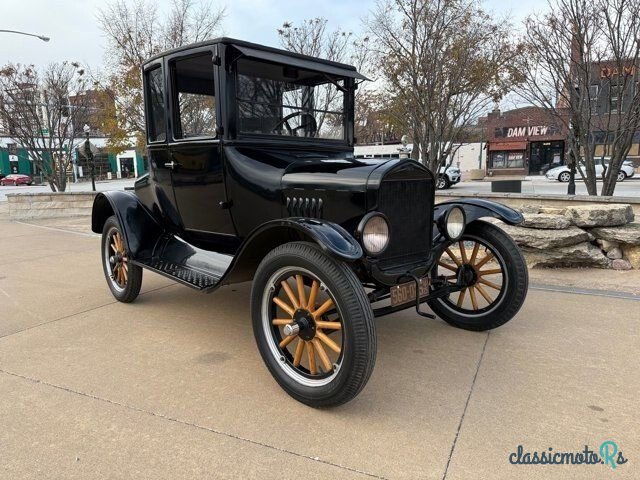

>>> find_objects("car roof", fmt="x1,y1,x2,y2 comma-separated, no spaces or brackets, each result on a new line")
142,37,368,80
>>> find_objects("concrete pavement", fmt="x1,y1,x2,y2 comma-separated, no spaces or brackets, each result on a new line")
0,216,638,479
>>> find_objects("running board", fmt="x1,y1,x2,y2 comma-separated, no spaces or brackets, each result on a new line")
133,234,233,291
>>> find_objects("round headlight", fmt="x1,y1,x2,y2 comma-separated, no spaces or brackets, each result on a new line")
445,207,466,240
361,214,390,255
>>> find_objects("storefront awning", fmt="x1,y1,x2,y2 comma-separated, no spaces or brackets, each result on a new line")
488,141,527,151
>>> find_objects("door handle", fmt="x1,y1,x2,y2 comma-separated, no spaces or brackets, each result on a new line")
164,161,180,169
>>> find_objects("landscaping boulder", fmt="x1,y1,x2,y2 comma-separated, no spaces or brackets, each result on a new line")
606,247,623,260
539,206,567,215
497,223,593,249
596,239,621,253
517,204,542,214
612,259,633,270
623,245,640,269
521,213,571,230
523,243,610,268
589,222,640,245
565,204,634,227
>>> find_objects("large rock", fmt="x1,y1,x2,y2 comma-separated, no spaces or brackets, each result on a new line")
521,213,571,230
589,222,640,245
539,206,567,215
498,224,593,249
523,243,610,268
623,245,640,269
565,204,634,227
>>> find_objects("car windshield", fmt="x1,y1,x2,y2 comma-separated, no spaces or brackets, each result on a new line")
235,58,348,141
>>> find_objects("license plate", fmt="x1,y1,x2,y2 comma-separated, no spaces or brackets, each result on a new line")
390,277,430,307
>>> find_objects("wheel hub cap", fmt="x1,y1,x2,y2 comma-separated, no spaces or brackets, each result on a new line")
291,308,317,341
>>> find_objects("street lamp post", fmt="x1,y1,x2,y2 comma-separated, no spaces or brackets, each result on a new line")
83,124,96,192
0,29,50,42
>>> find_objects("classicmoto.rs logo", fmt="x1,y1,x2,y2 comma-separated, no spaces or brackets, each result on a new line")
509,441,628,469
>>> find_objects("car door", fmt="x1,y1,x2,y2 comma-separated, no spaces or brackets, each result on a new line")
166,49,237,248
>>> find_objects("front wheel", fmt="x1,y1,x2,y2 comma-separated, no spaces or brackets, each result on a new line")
251,242,376,408
101,215,142,302
617,171,626,182
436,175,451,189
558,172,570,182
427,221,528,331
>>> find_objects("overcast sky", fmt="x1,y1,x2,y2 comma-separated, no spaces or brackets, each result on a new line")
0,0,545,70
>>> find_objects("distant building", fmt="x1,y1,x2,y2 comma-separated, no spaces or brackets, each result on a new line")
481,106,569,176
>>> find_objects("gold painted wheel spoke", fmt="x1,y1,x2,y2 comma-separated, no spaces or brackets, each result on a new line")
296,275,306,308
475,283,493,303
272,319,293,326
313,298,334,318
469,242,480,264
457,288,466,307
312,338,333,372
478,268,502,276
273,297,295,317
281,280,299,309
293,339,305,367
307,341,317,375
478,278,501,290
445,248,462,266
110,242,118,253
459,241,468,264
279,334,297,349
316,330,341,354
438,261,457,272
307,280,319,310
469,286,479,310
316,321,341,330
475,252,495,268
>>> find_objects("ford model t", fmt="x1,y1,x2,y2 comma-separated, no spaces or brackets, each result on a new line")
91,38,528,407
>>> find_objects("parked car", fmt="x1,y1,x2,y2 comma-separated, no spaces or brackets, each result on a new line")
546,160,635,182
91,38,529,407
436,165,462,189
0,174,33,186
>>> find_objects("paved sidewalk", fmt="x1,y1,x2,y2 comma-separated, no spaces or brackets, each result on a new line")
0,217,638,479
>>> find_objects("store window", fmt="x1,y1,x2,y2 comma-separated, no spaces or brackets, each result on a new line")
491,151,525,169
491,152,506,168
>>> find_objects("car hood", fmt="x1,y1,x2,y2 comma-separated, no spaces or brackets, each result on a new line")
546,166,566,174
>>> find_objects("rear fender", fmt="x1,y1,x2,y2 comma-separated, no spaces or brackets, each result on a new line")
222,218,362,285
91,191,162,260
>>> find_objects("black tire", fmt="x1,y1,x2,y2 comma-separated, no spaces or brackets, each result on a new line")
427,220,528,331
251,242,376,408
436,175,451,189
101,215,142,303
558,172,570,182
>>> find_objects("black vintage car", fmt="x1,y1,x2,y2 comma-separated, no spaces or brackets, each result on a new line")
91,38,528,407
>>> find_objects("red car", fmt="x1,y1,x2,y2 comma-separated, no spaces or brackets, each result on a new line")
0,174,33,186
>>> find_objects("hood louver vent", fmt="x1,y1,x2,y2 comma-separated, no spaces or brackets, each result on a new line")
286,196,324,218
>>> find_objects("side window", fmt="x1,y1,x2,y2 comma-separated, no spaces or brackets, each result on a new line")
145,66,166,142
171,53,217,139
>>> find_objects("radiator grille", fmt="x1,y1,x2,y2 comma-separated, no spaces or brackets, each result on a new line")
376,169,433,269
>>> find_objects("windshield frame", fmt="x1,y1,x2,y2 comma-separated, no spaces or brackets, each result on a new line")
230,56,355,146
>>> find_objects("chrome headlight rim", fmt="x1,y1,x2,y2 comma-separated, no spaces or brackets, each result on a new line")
357,212,391,256
438,206,466,241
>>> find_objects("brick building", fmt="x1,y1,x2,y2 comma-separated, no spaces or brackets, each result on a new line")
483,106,569,176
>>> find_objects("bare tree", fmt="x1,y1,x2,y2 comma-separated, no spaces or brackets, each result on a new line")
278,18,371,137
0,62,91,192
517,0,640,196
365,0,521,174
96,0,225,151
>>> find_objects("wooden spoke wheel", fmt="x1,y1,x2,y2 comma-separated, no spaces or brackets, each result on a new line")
251,242,376,407
101,215,142,303
268,269,344,382
427,221,528,331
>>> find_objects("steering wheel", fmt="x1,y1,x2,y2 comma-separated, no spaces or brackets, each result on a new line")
272,112,318,137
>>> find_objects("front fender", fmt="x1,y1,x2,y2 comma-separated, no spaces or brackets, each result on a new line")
91,191,162,260
433,198,524,236
221,217,362,285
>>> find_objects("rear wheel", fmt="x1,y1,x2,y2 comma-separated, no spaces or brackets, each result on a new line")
251,242,376,407
101,215,142,303
428,221,528,331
